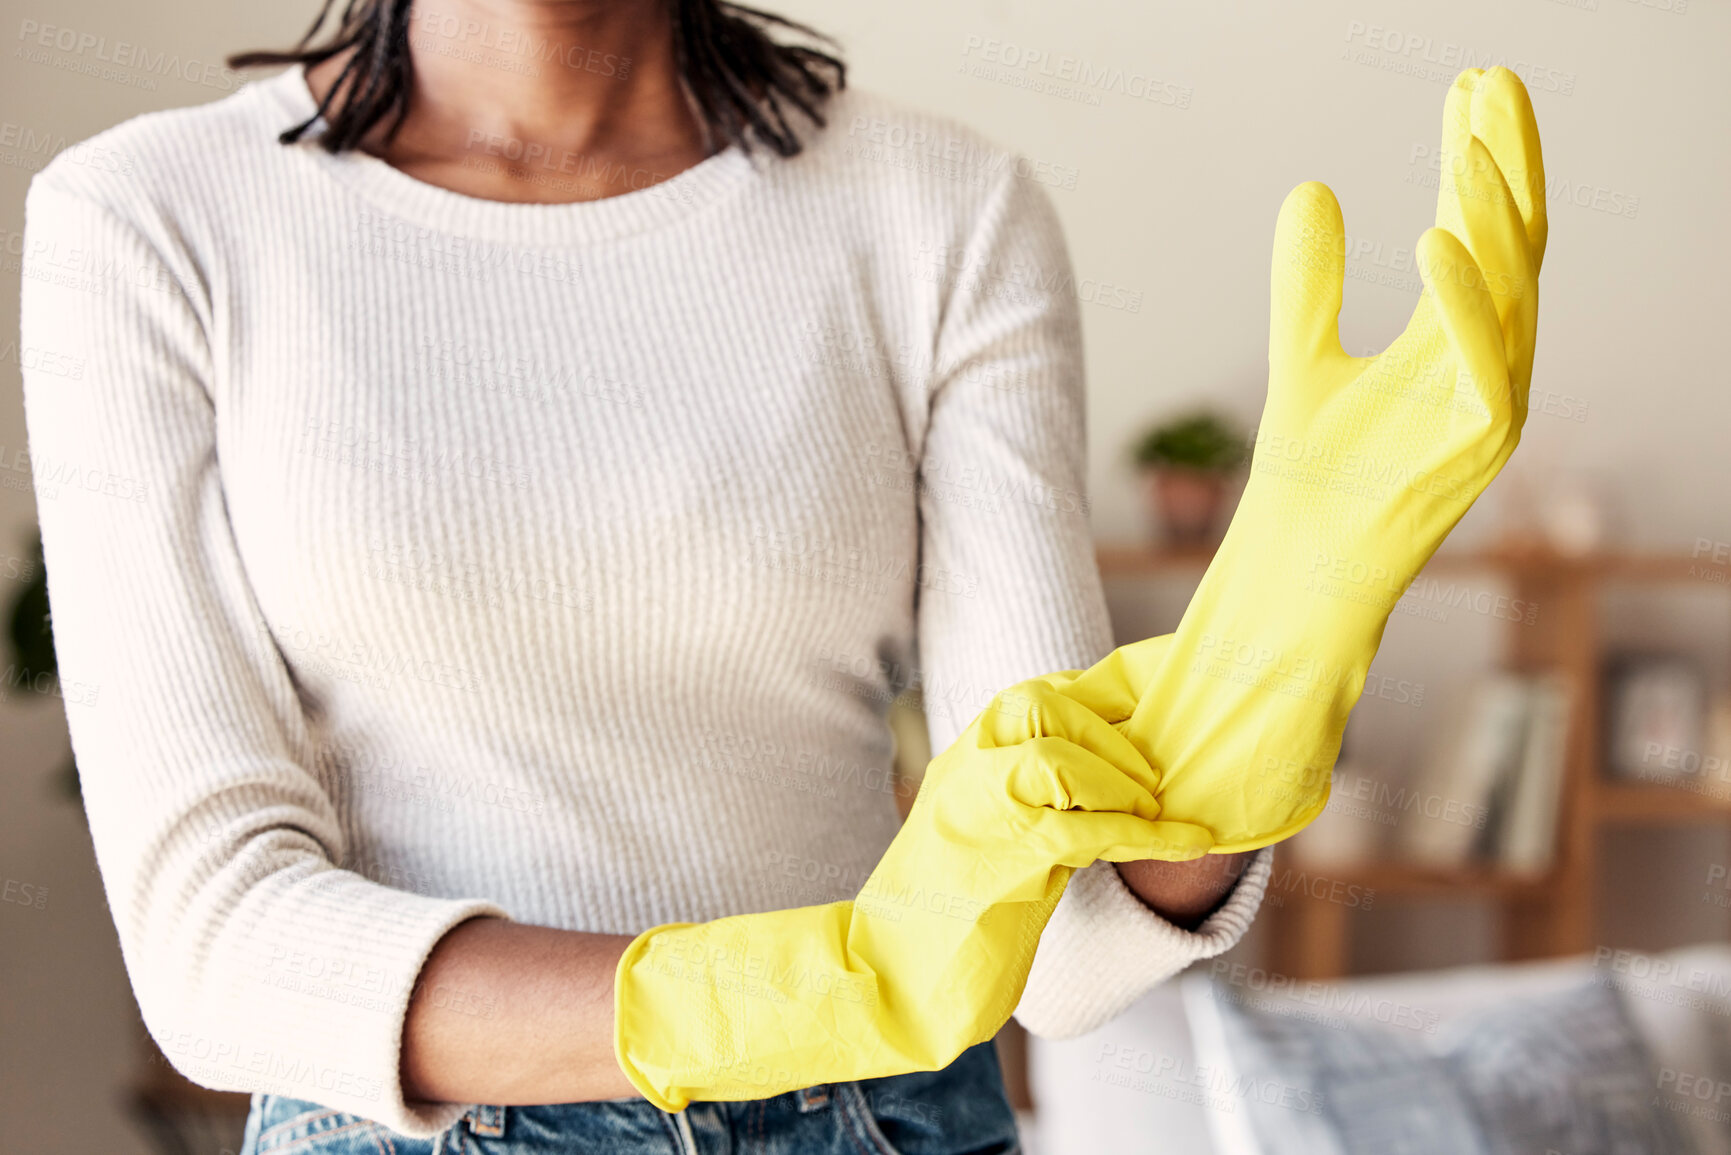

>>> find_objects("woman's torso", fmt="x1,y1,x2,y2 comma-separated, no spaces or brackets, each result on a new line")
175,68,994,932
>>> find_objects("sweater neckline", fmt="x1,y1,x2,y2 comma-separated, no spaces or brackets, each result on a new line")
254,64,760,247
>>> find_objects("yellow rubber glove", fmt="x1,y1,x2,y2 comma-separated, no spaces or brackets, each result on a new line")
614,660,1189,1111
1063,67,1547,856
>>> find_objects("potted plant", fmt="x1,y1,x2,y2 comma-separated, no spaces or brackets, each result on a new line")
1131,411,1247,546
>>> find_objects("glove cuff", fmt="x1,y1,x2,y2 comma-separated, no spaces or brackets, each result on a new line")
613,921,700,1113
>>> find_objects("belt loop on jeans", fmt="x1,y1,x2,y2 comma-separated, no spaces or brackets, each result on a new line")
796,1084,831,1113
673,1109,701,1155
463,1104,506,1138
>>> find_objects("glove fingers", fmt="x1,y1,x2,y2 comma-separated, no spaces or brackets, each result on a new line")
1442,133,1532,295
1094,818,1218,863
1451,136,1540,407
1469,66,1548,270
1416,227,1515,433
1024,806,1216,865
1435,67,1541,411
1008,735,1161,821
1062,634,1175,724
983,683,1162,798
1435,68,1484,242
1269,181,1349,378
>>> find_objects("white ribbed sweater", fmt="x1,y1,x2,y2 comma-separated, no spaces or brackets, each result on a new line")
19,66,1268,1138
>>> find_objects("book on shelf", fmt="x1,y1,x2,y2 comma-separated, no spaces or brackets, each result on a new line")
1286,760,1384,869
1401,673,1535,869
1283,672,1575,876
1493,674,1572,874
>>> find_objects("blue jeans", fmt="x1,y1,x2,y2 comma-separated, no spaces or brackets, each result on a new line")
236,1042,1019,1154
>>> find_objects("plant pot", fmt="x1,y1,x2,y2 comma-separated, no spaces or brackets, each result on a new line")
1143,467,1230,546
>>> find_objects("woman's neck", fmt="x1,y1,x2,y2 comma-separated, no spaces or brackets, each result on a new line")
306,0,711,205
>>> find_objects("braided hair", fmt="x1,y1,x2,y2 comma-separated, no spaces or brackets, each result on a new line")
228,0,846,157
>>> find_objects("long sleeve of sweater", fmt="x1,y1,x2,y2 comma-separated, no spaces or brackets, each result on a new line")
910,166,1269,1038
21,171,507,1137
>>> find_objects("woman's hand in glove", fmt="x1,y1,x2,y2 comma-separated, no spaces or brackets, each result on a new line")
1053,67,1548,855
614,642,1192,1111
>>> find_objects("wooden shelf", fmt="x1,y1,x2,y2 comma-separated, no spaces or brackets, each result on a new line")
1284,859,1552,898
1094,543,1218,575
1591,780,1731,824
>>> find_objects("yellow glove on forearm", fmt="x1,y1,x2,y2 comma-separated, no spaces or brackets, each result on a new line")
1071,67,1548,856
614,663,1188,1111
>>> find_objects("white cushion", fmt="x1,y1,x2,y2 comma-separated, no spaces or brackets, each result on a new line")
1028,944,1731,1155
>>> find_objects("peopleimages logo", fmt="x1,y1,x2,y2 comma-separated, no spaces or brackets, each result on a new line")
958,35,1194,109
0,121,134,175
15,20,243,92
414,8,631,78
1341,21,1577,95
1209,961,1442,1034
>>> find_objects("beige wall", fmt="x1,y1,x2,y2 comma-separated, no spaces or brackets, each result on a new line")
1,7,322,1150
773,0,1728,550
1,1,1724,1150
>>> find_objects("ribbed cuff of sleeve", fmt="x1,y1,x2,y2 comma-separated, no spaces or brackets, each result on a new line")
1012,847,1272,1038
146,875,509,1140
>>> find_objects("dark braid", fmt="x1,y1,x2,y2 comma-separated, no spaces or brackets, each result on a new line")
227,0,845,157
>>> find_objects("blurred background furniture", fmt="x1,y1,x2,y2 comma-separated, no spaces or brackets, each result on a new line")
1030,944,1731,1155
127,1040,250,1155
